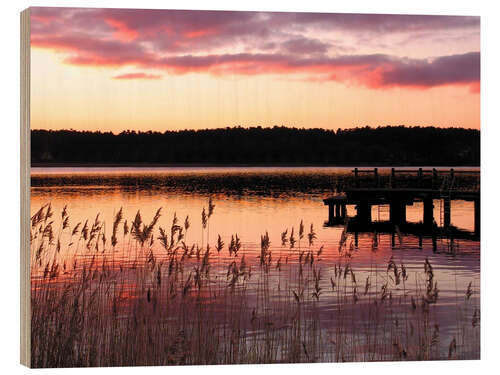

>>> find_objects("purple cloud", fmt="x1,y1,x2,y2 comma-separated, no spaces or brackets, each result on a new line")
29,7,480,92
281,37,330,55
381,52,480,88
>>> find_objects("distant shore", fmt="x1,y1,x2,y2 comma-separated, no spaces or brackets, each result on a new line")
31,126,480,167
31,162,480,168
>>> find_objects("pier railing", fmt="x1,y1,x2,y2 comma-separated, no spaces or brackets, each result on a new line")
342,168,480,192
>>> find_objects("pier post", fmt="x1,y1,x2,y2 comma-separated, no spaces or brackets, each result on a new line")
418,168,423,187
325,201,347,225
329,204,335,224
389,200,406,225
356,201,372,225
443,198,451,227
374,167,378,187
474,198,480,236
391,168,396,188
341,204,346,218
423,197,434,227
354,168,359,188
432,168,437,189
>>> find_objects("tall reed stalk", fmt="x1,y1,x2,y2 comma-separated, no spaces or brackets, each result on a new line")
30,203,480,367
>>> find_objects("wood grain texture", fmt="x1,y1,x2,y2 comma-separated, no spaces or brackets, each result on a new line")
20,7,31,368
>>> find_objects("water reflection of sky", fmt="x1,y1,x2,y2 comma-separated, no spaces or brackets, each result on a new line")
30,168,480,356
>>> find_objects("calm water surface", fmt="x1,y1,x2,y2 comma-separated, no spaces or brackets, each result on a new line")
31,166,480,357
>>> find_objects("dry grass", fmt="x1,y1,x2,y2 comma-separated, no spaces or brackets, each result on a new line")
29,201,480,367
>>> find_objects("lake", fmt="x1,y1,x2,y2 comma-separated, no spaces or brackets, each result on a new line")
30,166,480,365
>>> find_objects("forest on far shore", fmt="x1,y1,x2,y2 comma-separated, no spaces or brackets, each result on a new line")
31,126,480,166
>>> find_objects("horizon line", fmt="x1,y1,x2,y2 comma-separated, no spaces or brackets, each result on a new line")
30,124,480,136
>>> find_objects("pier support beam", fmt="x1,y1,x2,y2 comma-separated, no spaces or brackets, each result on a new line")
474,198,480,236
326,202,347,225
423,197,434,227
328,204,335,224
389,200,406,225
443,198,451,228
356,201,372,225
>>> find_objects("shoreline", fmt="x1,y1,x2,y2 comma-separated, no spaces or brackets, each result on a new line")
31,162,481,168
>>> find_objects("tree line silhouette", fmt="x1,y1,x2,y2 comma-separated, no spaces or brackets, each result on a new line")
31,126,480,166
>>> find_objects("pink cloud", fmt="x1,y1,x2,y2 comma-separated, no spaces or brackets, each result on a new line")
184,29,218,39
113,72,162,80
469,82,480,94
30,34,156,67
29,7,480,92
105,18,139,42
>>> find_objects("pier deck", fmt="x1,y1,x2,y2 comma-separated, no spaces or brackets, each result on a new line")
323,168,480,236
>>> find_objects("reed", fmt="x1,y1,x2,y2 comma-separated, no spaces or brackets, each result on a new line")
29,202,480,367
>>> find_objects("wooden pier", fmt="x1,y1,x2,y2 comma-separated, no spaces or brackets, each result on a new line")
324,168,480,236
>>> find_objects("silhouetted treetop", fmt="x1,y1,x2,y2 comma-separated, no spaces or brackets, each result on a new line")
31,126,480,166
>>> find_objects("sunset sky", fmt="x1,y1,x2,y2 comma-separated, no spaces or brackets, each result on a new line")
30,7,480,132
